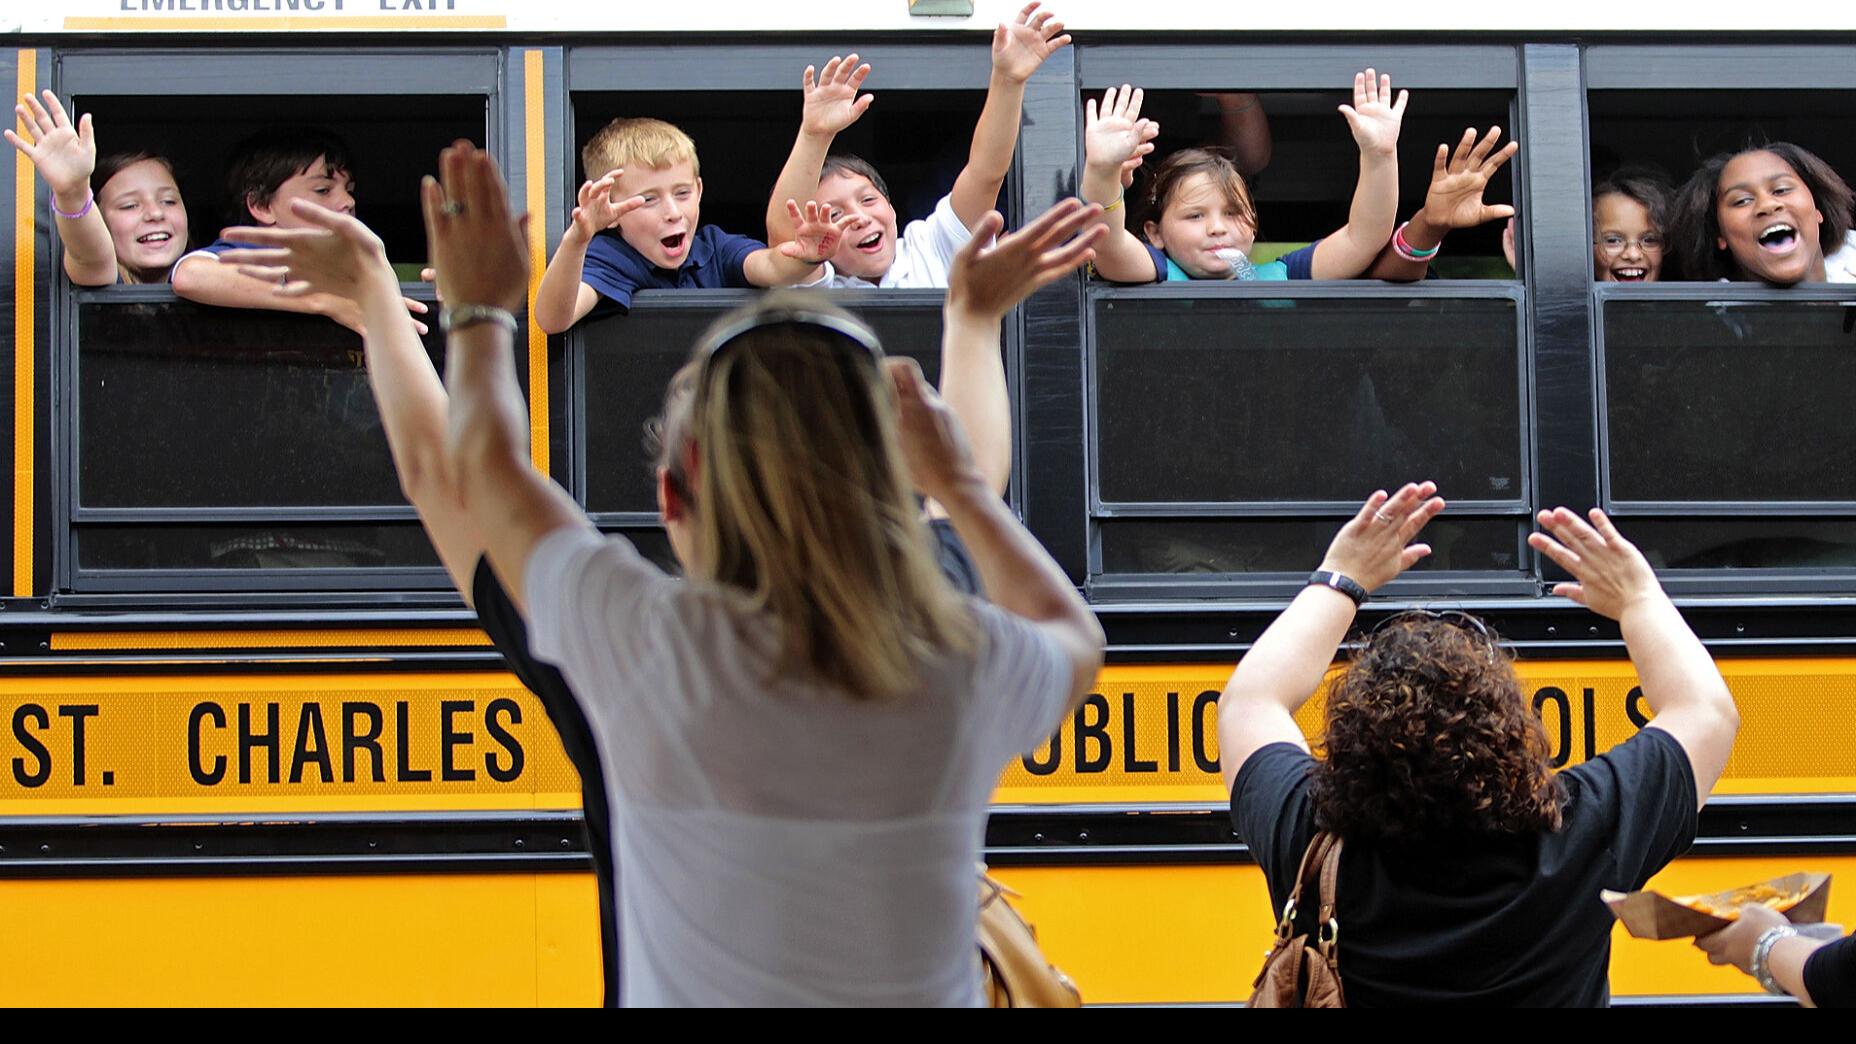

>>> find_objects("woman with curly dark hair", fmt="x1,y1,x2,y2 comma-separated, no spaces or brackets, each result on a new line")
1220,483,1740,1006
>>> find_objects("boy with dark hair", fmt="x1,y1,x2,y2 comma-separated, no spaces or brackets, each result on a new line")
174,125,426,334
532,116,859,334
764,2,1071,288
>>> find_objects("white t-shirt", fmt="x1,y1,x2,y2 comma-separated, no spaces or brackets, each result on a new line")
807,193,972,289
1827,230,1856,283
524,525,1072,1007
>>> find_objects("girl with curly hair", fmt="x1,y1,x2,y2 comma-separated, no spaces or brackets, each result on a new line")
1220,483,1739,1005
1671,142,1856,284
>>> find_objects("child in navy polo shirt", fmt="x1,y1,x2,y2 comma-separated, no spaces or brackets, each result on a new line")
174,125,428,335
533,117,859,334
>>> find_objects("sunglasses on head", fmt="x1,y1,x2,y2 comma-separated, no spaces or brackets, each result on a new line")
1368,609,1506,665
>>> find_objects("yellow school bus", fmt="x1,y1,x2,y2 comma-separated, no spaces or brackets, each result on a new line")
5,1,1856,1006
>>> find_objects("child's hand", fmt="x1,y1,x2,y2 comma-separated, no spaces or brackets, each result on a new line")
1084,85,1159,180
5,90,96,200
778,198,866,265
800,54,874,140
570,169,645,241
220,201,431,336
1337,69,1407,159
991,2,1071,85
945,198,1106,325
1419,126,1519,232
422,141,530,315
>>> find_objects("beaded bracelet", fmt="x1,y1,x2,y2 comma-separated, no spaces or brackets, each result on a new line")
1392,221,1440,262
52,191,95,221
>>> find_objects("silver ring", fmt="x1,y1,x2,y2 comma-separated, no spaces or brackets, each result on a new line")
280,272,289,287
1373,511,1395,524
440,200,466,217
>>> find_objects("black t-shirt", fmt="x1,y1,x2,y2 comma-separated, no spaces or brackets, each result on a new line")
1230,727,1698,1007
472,556,619,1008
1804,934,1856,1008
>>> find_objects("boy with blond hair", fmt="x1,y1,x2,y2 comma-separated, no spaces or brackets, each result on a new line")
534,117,857,333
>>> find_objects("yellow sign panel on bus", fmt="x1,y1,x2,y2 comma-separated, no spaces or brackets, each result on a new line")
2,658,1854,815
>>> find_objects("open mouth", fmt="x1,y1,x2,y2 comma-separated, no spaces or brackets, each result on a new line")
659,232,687,255
1611,266,1649,282
1757,223,1798,254
854,230,883,253
136,231,173,246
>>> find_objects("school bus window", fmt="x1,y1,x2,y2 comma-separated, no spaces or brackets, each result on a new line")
76,301,443,510
578,296,947,517
1603,298,1856,504
71,93,485,277
1092,88,1516,282
1097,517,1524,576
77,524,442,572
1615,519,1856,572
1092,295,1523,505
1586,90,1856,284
571,89,994,268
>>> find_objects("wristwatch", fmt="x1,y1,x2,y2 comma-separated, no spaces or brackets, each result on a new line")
1307,570,1367,606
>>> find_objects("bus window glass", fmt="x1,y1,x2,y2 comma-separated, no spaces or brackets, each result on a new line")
1099,516,1523,575
1094,296,1522,505
1616,518,1856,572
77,524,440,572
579,298,947,516
1604,299,1856,503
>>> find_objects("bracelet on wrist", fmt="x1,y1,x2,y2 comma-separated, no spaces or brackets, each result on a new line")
1307,570,1368,606
1753,925,1799,996
52,190,95,221
440,304,520,336
1102,189,1125,213
1392,220,1441,262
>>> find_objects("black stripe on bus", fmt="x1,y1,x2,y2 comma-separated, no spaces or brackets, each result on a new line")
1,796,1851,877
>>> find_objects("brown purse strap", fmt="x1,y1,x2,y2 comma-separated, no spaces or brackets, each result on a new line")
1315,835,1344,951
1276,831,1338,933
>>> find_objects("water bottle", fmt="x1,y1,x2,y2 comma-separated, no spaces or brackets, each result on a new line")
1214,247,1257,281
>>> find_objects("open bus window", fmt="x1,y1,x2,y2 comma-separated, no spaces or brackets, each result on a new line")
578,294,946,517
1101,88,1516,280
1587,91,1856,284
1094,295,1524,505
571,90,992,251
1602,296,1856,572
71,93,485,275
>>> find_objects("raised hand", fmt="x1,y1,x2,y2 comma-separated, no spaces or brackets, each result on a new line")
1337,68,1408,159
569,169,644,241
422,141,530,315
221,200,431,335
1084,85,1159,182
991,2,1071,85
1420,126,1520,231
778,198,866,264
888,356,981,508
1527,507,1664,621
1316,482,1446,593
945,197,1106,325
800,54,874,139
5,90,96,200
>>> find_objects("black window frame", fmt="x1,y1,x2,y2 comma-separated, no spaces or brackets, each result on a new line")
52,46,510,598
561,39,1036,543
1073,39,1532,601
1583,42,1856,596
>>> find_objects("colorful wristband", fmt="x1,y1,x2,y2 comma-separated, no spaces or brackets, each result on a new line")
52,191,95,221
1392,221,1440,262
1102,190,1125,213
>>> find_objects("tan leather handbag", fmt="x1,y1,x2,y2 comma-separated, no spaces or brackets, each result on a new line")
978,873,1082,1007
1248,832,1346,1008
